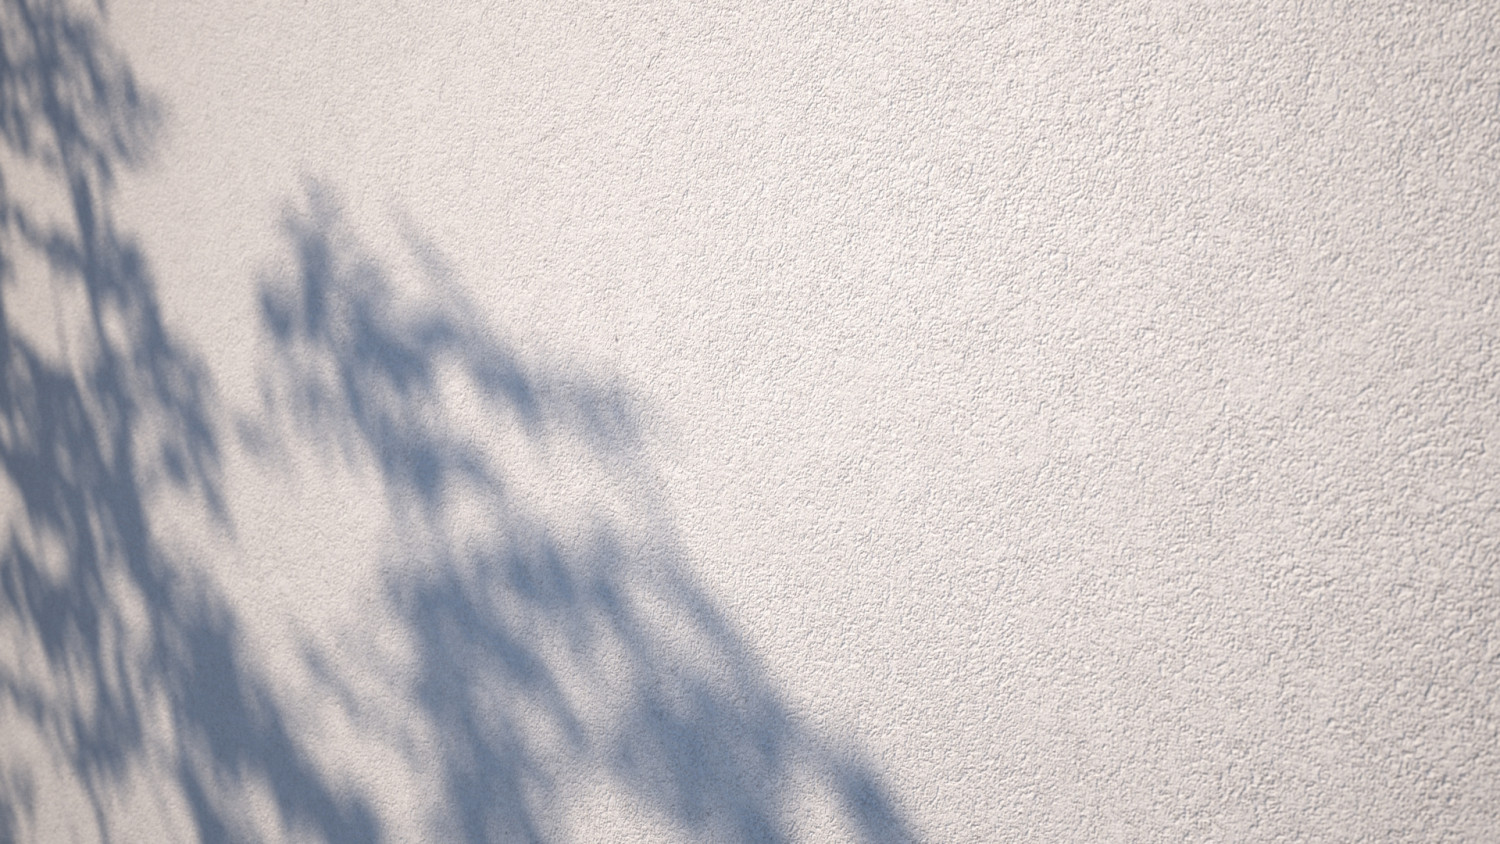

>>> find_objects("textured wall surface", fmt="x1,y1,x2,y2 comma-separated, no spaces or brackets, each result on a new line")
2,0,1497,840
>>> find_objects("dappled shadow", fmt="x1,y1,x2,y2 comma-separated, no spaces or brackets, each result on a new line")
254,182,916,842
0,0,916,840
0,0,374,840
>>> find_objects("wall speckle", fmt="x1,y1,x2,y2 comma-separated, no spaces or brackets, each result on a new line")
2,0,1496,840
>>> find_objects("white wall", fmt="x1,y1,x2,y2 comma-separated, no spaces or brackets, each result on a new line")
2,0,1497,840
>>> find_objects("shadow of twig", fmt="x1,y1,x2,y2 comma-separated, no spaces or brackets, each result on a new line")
255,183,917,843
0,2,373,841
0,1,917,840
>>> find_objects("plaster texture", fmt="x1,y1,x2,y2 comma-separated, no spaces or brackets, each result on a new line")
1,0,1498,841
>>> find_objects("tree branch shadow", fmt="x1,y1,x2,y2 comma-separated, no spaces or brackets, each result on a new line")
0,1,374,841
251,180,917,843
0,1,917,840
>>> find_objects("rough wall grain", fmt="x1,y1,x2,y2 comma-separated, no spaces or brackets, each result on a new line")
1,0,1496,840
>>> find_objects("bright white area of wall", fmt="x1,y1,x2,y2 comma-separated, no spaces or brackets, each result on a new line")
4,0,1496,840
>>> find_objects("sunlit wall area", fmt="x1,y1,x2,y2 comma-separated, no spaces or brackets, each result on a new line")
2,1,1497,840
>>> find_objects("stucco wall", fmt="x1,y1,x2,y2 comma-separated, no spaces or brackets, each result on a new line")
2,0,1497,840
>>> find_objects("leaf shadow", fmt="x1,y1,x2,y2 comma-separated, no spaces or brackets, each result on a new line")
253,181,918,842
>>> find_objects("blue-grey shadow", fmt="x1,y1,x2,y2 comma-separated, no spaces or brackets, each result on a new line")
255,183,918,843
0,1,375,841
0,0,919,839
